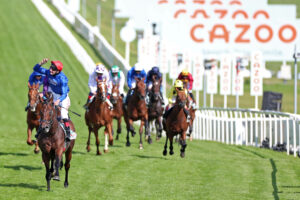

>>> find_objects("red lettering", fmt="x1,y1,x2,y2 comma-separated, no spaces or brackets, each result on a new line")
209,25,229,43
255,25,273,43
278,25,297,43
235,24,250,43
190,24,204,42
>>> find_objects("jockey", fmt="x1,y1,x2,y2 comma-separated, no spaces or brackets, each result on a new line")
108,65,125,98
146,66,164,105
124,62,147,106
83,62,113,110
25,71,45,111
33,58,71,141
177,69,196,109
163,79,191,123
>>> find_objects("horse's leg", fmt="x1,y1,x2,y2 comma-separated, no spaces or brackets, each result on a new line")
188,122,193,141
27,124,35,145
169,135,174,155
108,123,113,146
145,119,152,144
53,150,63,181
117,117,122,134
104,126,109,153
86,126,92,152
34,136,40,154
163,133,168,156
42,152,51,191
64,141,74,188
94,128,101,155
180,132,187,158
139,120,144,149
128,119,136,137
124,115,131,146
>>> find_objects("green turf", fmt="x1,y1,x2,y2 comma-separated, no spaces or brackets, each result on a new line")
2,0,300,199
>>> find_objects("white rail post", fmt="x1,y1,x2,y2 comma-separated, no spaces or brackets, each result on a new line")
229,111,234,144
226,111,230,144
255,113,258,147
293,120,296,157
287,118,290,155
245,112,248,146
249,112,253,146
261,114,265,145
280,116,283,144
274,115,278,147
269,115,273,149
217,110,221,142
221,111,225,143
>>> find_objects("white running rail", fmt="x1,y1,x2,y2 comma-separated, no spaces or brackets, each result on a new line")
193,108,300,157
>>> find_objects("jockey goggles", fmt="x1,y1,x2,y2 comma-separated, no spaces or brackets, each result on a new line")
50,64,58,71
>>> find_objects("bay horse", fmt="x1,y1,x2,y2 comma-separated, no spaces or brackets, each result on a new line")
26,83,41,153
85,79,113,155
163,90,188,158
38,92,75,191
147,75,164,140
123,77,150,149
110,84,123,140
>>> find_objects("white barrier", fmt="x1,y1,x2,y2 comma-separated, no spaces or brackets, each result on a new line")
193,108,300,157
51,0,131,72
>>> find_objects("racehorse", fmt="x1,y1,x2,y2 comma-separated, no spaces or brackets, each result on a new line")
26,83,41,153
38,92,75,191
123,77,150,149
85,79,113,155
110,84,123,140
147,75,164,140
163,90,188,158
183,81,196,140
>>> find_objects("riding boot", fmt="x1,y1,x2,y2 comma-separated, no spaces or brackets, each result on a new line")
183,108,191,123
83,94,94,110
63,119,71,142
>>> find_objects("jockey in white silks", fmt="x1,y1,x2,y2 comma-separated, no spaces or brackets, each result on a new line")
83,62,113,110
108,65,125,98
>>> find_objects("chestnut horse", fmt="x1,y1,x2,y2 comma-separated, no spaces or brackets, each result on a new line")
26,83,41,153
123,77,150,149
110,84,123,140
38,92,75,191
85,80,113,155
147,76,164,140
183,81,196,139
163,90,188,158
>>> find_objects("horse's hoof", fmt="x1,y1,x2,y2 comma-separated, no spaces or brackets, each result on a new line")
47,188,50,191
117,128,121,134
27,140,33,146
86,146,91,152
189,137,193,142
147,137,152,144
64,182,68,188
163,150,167,156
145,135,149,141
180,152,185,158
34,149,40,154
131,131,136,137
170,151,174,155
115,135,119,140
139,145,143,150
126,142,131,147
53,176,60,181
104,149,109,153
96,151,102,155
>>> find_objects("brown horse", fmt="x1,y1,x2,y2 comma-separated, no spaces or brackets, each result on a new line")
163,90,188,158
85,80,113,155
38,92,75,191
183,81,196,139
147,76,164,140
123,77,150,149
26,83,41,153
110,84,123,140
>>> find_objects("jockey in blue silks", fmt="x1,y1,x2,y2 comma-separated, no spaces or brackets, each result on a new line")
146,66,164,105
124,62,146,106
33,58,71,141
25,71,45,111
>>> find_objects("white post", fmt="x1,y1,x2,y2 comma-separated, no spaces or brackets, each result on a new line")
293,120,296,157
287,118,290,155
255,96,258,110
224,95,227,108
210,94,213,107
125,42,130,64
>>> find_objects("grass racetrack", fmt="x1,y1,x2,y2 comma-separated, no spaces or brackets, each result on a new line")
1,0,300,199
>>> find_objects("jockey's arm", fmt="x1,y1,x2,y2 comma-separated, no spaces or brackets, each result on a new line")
119,72,125,95
127,69,133,88
88,72,97,94
33,63,47,75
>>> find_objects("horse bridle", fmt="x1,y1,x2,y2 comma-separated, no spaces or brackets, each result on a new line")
97,82,106,102
29,88,40,110
40,103,55,128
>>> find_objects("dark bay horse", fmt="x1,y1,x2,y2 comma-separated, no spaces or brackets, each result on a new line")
26,83,41,153
85,80,113,155
110,84,123,140
38,93,75,191
163,90,188,158
123,77,150,149
147,76,164,140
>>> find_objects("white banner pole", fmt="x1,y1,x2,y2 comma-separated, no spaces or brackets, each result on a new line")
224,95,227,108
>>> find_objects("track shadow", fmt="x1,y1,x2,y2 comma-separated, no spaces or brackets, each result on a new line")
72,151,86,155
131,154,167,160
4,165,42,171
0,152,28,156
0,183,44,191
236,146,266,159
270,159,279,200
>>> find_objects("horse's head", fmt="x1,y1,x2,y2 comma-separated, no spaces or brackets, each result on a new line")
176,90,187,108
150,79,161,101
110,84,119,105
28,82,40,112
40,92,55,133
135,77,146,100
96,79,107,102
